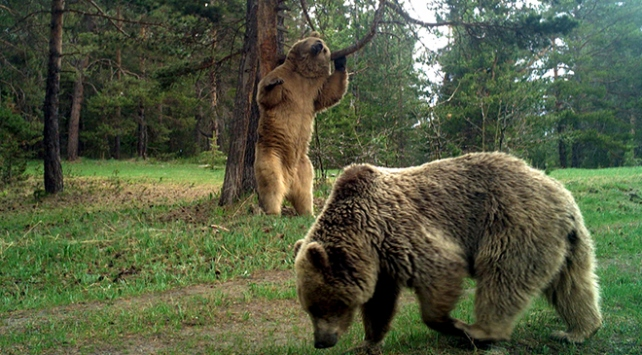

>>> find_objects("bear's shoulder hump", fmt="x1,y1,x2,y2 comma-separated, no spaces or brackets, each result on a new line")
332,164,380,199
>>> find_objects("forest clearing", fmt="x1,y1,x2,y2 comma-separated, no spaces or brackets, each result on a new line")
2,0,642,353
1,160,640,354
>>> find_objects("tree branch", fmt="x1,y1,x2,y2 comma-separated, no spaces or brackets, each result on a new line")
385,0,458,28
331,0,386,59
196,50,242,71
0,5,15,14
152,50,242,87
384,0,515,32
80,0,163,37
299,0,316,32
65,8,164,28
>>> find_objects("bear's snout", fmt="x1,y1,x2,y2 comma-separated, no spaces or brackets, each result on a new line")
314,332,338,349
311,41,324,56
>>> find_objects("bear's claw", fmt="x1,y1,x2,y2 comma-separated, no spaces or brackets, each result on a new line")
265,78,284,90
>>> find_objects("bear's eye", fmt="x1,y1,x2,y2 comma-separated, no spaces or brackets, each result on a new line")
308,304,323,318
308,301,348,319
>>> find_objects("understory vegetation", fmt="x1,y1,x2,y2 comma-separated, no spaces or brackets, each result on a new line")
2,0,641,174
1,160,640,354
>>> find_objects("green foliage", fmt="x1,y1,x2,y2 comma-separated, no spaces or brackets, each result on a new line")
0,104,40,187
546,0,642,168
1,0,640,170
429,5,552,159
313,4,428,169
194,140,227,168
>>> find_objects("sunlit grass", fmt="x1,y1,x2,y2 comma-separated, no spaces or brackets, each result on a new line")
25,158,225,185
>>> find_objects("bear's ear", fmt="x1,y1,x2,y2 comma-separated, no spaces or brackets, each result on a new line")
306,242,330,272
331,164,378,201
309,31,321,38
293,239,304,258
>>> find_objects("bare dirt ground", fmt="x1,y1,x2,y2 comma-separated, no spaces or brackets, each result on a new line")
2,270,310,354
2,268,426,355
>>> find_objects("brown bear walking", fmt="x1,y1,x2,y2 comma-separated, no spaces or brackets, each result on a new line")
255,32,348,216
294,152,602,351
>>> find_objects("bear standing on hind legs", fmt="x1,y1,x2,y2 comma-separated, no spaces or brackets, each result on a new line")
255,32,348,216
294,152,602,351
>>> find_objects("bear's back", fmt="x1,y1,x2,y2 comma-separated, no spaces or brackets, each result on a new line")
324,152,579,254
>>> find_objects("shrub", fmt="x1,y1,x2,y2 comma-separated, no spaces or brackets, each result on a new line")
0,105,39,186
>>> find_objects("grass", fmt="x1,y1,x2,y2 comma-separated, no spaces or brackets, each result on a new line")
26,158,226,185
1,161,641,354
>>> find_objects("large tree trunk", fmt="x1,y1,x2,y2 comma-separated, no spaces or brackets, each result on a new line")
43,0,65,194
552,56,567,169
137,101,147,159
137,25,147,159
219,0,259,206
67,56,88,161
114,135,121,159
114,5,122,160
631,114,637,162
241,90,260,191
240,0,279,191
257,0,279,77
558,121,567,168
571,141,580,168
209,28,221,150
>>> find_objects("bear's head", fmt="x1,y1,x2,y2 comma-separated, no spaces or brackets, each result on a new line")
286,32,332,78
293,164,382,348
293,240,361,348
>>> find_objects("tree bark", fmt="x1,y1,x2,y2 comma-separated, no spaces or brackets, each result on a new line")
239,0,279,195
257,0,278,78
137,25,147,159
114,135,121,160
219,0,259,206
241,88,260,191
552,50,567,169
67,56,88,161
209,28,221,150
558,120,567,168
631,114,637,161
571,141,580,168
137,102,147,159
114,5,122,159
43,0,65,194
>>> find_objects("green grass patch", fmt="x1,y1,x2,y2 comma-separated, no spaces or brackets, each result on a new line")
0,161,640,354
25,158,225,185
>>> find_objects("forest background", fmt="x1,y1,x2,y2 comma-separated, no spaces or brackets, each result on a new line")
1,0,642,199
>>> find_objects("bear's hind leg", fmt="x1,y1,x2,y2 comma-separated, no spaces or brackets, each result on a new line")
462,227,574,343
287,155,314,216
544,228,602,343
454,280,531,343
255,155,287,215
416,278,467,338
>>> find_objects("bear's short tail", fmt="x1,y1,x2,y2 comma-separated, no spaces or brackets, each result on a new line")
544,223,602,343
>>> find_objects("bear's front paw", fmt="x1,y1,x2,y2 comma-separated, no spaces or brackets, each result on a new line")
265,77,284,90
334,56,347,72
454,322,509,344
551,330,589,344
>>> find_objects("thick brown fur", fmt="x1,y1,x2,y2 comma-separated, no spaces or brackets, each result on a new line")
294,152,602,350
255,32,348,216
